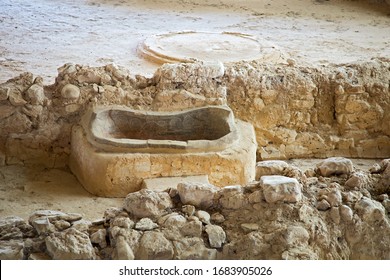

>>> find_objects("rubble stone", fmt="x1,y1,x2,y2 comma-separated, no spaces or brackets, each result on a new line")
137,231,174,260
177,182,218,209
45,228,96,260
61,84,80,99
316,157,354,177
123,190,173,219
255,160,289,179
260,175,302,203
205,224,226,248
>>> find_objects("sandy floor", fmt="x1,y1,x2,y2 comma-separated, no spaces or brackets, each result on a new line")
1,0,389,83
0,0,389,220
0,159,379,221
0,165,123,220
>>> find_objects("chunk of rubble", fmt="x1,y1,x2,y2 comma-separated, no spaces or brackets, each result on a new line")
255,160,289,179
0,240,24,260
177,182,218,209
137,231,174,260
123,189,173,219
205,224,226,248
45,228,96,260
316,157,353,177
260,175,302,203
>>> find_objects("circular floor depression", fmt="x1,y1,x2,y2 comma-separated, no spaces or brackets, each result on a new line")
138,31,286,64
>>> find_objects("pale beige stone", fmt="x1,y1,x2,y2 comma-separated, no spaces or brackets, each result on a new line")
61,84,80,99
123,189,173,219
177,181,218,209
205,224,226,248
255,160,289,179
45,228,96,260
316,157,354,177
69,105,257,197
260,175,302,203
137,231,174,260
26,84,45,105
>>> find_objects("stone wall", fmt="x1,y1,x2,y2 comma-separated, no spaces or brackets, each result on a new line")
0,58,389,167
1,158,390,260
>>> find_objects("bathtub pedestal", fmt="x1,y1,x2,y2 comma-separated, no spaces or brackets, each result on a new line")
69,106,257,197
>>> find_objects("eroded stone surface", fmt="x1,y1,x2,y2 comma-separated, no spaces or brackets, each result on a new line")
123,189,173,219
177,182,218,209
316,157,354,177
260,175,302,203
255,160,289,179
45,228,96,260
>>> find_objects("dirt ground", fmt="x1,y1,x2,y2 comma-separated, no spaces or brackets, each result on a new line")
1,0,390,84
0,0,389,221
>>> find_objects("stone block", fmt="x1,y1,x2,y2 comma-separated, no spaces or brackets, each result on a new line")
316,157,354,177
260,175,302,203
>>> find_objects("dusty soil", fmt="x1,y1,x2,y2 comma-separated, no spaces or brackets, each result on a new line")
0,0,389,220
1,0,390,84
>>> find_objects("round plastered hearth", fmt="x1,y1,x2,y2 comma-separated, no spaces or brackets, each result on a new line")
138,31,286,64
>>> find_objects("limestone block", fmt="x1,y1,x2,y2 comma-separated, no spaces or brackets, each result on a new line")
137,231,174,260
111,217,134,229
0,240,24,260
255,160,289,179
177,182,218,209
210,213,225,224
355,197,386,222
345,171,369,189
0,216,24,240
114,235,134,260
158,213,187,228
123,189,173,219
45,228,96,260
109,227,141,252
173,237,217,260
195,210,211,224
316,157,354,177
260,175,302,203
317,199,331,211
104,207,127,223
26,84,45,105
318,187,342,207
31,217,56,235
205,225,226,248
71,220,91,232
90,229,107,248
61,84,80,99
284,226,310,246
135,218,158,231
180,220,203,238
218,185,247,209
340,205,353,222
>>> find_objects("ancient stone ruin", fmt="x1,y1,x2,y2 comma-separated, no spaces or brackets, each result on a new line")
0,57,389,260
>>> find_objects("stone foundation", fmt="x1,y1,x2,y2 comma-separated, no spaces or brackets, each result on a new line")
1,59,389,169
